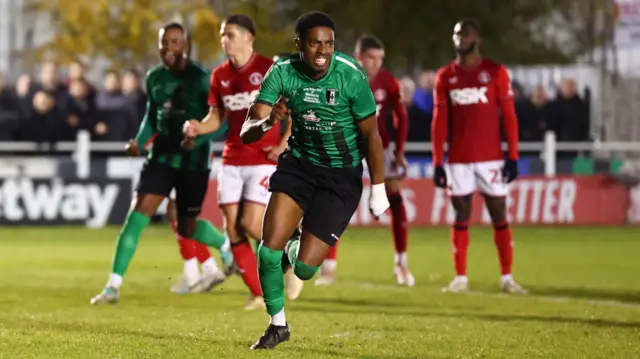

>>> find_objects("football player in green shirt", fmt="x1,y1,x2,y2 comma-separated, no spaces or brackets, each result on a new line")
91,22,230,305
185,11,390,349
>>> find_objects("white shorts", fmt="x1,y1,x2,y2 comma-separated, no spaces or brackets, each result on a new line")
217,164,277,206
447,160,508,197
383,148,405,179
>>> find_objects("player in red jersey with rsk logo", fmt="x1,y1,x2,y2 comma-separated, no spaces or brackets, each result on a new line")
188,15,299,309
431,20,526,294
316,34,413,287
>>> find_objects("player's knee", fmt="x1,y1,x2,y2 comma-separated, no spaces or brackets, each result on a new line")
485,198,507,223
293,258,319,281
177,216,197,238
453,205,471,222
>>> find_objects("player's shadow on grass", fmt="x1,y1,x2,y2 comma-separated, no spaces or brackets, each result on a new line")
293,306,640,330
526,285,640,304
295,297,486,312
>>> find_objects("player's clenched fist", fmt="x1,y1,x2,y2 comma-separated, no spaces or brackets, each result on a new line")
125,139,140,157
268,98,291,125
433,165,448,188
182,120,200,139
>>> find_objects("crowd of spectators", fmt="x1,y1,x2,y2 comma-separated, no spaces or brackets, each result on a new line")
0,61,590,146
0,60,146,143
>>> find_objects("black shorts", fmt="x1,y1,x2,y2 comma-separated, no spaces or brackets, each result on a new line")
269,151,363,246
137,161,210,217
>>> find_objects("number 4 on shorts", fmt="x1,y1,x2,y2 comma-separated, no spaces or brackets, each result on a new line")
259,176,269,190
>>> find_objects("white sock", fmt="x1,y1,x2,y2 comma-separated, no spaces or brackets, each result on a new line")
394,252,408,267
270,309,286,326
184,258,200,285
323,259,337,271
201,257,219,274
500,274,513,283
221,235,231,252
107,273,123,289
455,275,468,282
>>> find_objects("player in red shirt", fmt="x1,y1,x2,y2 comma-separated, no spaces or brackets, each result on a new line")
315,34,413,287
190,15,297,309
431,20,526,294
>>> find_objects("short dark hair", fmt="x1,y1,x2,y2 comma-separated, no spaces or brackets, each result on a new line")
163,22,185,34
458,19,482,37
294,11,336,39
224,14,257,36
355,34,384,53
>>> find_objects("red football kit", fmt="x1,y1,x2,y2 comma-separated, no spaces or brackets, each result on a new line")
431,58,519,165
208,53,281,166
431,58,520,283
369,68,408,154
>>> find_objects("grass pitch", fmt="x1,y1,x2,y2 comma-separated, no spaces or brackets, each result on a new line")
0,226,639,358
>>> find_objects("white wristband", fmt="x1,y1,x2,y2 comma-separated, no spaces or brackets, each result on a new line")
370,183,386,198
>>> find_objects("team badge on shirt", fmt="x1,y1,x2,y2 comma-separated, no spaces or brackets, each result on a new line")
478,71,491,84
249,72,264,86
374,88,387,102
326,88,339,105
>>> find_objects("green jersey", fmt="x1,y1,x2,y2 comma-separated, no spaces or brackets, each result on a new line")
135,60,220,171
255,51,377,168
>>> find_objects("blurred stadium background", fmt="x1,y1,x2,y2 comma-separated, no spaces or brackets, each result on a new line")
0,1,639,358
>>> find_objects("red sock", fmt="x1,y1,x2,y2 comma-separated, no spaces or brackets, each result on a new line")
326,242,339,260
493,221,513,275
195,242,211,263
452,221,470,276
388,193,408,254
170,220,212,262
231,240,263,296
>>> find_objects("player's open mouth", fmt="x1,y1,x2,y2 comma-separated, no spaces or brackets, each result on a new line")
163,52,176,65
314,57,327,67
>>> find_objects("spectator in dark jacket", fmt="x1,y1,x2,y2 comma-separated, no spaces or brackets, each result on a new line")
93,70,136,141
16,90,65,143
34,61,68,108
549,78,590,142
516,85,551,142
67,59,96,99
122,69,147,126
400,76,430,142
0,73,19,141
61,79,99,141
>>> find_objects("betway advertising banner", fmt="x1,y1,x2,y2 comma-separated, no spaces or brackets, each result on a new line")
0,178,131,227
200,175,638,226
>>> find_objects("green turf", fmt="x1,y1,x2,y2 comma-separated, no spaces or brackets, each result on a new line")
1,226,639,358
